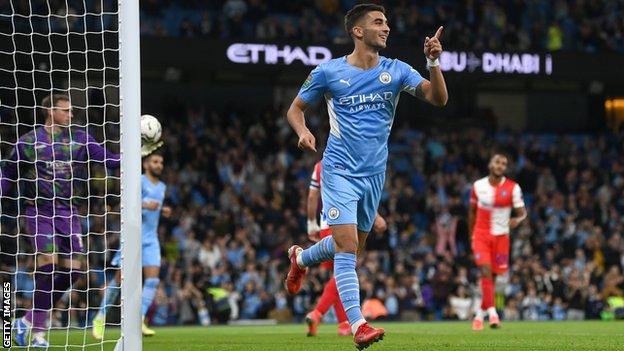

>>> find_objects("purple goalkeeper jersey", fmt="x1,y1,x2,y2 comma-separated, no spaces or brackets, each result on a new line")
0,126,120,212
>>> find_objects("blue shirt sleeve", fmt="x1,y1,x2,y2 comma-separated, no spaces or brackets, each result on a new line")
398,60,425,97
141,177,148,202
297,65,327,105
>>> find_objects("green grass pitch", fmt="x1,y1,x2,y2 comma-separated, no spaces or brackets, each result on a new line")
14,321,624,350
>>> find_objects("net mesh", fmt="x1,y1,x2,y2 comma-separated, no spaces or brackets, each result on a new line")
0,1,121,349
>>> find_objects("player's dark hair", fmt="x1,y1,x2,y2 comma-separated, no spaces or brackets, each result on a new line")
143,151,163,162
490,152,510,162
344,3,386,38
41,93,69,109
40,93,70,119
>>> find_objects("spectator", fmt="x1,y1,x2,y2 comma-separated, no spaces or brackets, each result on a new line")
198,238,221,270
3,100,623,326
11,1,624,53
449,286,472,321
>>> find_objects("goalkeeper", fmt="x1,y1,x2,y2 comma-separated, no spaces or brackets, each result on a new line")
92,139,169,339
0,94,120,347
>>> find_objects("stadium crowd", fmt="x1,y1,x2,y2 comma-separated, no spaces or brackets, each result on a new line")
2,102,624,328
1,0,623,341
129,104,624,325
139,0,624,53
3,1,623,53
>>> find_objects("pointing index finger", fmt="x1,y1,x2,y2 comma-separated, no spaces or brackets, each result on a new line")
433,26,443,39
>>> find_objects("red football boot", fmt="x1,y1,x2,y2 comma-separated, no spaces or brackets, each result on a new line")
285,245,307,295
472,318,484,331
353,323,385,350
489,314,501,329
305,310,321,337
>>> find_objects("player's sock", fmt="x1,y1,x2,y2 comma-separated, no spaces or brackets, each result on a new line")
474,309,485,321
299,236,335,267
322,277,348,323
315,277,338,315
334,253,365,334
480,277,494,312
198,307,210,326
487,306,498,317
334,298,348,323
26,264,54,333
141,277,160,317
97,279,120,318
52,267,84,303
32,331,47,342
52,268,70,303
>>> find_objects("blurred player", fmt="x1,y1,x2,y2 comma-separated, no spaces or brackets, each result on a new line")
92,152,170,339
305,160,387,337
284,4,447,349
0,94,120,347
469,154,527,330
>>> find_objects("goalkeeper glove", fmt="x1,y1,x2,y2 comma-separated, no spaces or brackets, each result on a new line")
141,140,164,157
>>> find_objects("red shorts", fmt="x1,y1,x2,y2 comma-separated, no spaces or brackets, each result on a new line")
319,228,333,270
471,231,510,274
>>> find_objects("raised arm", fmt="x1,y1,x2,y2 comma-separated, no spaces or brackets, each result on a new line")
418,26,448,107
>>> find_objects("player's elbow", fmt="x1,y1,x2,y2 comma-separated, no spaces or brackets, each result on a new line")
286,105,295,121
288,98,307,115
426,93,447,107
433,95,448,107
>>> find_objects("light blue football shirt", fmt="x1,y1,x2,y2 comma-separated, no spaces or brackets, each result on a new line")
142,174,166,242
298,55,424,177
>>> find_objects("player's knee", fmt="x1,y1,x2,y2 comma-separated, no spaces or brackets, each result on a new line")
60,258,83,271
331,225,358,253
334,240,358,253
480,265,493,278
36,253,56,267
145,277,160,289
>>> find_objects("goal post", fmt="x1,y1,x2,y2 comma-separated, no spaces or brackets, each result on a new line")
118,0,142,349
0,0,141,349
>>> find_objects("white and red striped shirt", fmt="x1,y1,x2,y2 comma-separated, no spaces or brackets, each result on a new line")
309,161,329,229
310,161,322,190
470,176,524,235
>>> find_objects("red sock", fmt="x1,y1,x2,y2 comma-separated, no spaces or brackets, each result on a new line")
323,277,348,323
480,277,494,310
316,277,338,315
333,297,348,323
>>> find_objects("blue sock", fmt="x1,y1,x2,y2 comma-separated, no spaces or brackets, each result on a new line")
334,253,363,326
141,278,160,317
301,236,335,266
98,279,120,317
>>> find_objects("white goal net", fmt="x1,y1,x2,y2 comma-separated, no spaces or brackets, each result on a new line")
0,1,140,350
